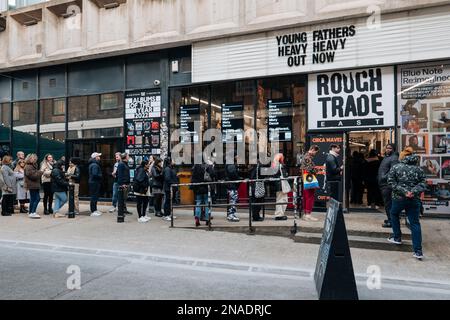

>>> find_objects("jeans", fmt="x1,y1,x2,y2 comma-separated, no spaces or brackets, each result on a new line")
390,198,423,253
381,186,393,223
89,182,101,213
29,190,40,214
53,191,68,213
227,189,238,216
73,183,80,213
195,194,209,220
112,182,119,207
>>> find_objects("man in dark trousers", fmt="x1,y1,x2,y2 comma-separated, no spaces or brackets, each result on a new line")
89,152,103,217
325,144,343,201
225,155,241,222
117,153,132,215
378,144,399,228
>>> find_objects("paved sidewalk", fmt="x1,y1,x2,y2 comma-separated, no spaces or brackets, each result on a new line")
1,201,450,286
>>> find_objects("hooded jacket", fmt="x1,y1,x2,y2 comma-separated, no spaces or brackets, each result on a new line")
88,158,102,184
387,154,427,200
378,152,399,188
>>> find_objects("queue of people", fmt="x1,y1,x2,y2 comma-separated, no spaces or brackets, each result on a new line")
0,145,426,259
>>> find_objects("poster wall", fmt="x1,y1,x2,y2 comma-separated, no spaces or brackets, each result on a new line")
399,62,450,215
125,90,163,178
308,67,395,131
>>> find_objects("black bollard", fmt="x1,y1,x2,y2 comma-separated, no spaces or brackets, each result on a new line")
68,184,75,219
117,186,125,223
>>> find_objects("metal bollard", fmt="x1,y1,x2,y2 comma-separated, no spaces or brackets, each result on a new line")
68,183,75,219
207,184,212,230
117,186,125,223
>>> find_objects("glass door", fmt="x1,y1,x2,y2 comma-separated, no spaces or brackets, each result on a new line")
68,139,122,199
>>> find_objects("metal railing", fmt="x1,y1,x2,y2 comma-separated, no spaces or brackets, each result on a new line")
169,176,303,233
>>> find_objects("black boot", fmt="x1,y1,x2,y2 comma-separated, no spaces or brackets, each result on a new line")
20,206,28,213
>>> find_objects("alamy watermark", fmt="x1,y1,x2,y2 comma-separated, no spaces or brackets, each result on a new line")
66,265,81,290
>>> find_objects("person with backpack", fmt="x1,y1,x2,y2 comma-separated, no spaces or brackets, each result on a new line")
151,157,164,217
387,147,426,260
24,154,43,219
40,154,55,215
51,160,69,218
249,161,265,222
163,157,178,221
191,164,210,227
88,152,103,217
117,153,131,215
1,155,17,216
225,155,241,222
133,160,151,223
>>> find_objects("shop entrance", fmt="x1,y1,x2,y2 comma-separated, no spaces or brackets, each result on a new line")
344,129,395,212
68,139,123,199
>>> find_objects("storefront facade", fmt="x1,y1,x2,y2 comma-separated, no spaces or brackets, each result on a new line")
181,4,450,215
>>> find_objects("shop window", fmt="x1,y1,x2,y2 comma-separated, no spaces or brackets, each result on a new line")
13,105,20,121
39,98,65,161
68,93,124,139
180,57,192,73
100,93,119,110
12,101,37,157
0,103,11,142
52,98,65,116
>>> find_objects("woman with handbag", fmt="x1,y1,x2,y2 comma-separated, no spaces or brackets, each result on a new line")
250,162,265,222
300,145,320,222
272,153,289,220
14,159,30,213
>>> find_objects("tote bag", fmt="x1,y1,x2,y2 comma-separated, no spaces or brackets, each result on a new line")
302,170,319,190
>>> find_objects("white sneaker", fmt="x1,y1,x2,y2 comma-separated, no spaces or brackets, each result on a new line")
108,207,117,213
138,217,148,223
163,216,172,221
143,216,151,221
227,214,240,222
90,211,103,217
302,215,319,222
29,213,41,219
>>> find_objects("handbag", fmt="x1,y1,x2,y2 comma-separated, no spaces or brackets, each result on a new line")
254,165,265,198
280,164,291,193
302,170,319,190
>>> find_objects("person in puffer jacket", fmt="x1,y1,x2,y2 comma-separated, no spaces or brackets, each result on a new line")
387,147,426,260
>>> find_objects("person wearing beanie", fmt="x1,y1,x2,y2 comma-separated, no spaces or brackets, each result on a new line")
387,147,426,260
378,144,399,228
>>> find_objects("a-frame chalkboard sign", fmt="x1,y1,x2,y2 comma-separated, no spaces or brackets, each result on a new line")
314,198,358,300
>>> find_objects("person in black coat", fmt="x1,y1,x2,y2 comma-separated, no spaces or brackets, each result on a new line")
51,160,69,218
364,149,383,208
325,144,343,201
350,151,365,205
117,153,131,215
191,164,210,227
151,157,164,217
88,152,103,216
163,157,178,220
133,160,151,222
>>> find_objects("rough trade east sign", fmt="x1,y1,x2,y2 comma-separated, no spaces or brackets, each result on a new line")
308,67,395,131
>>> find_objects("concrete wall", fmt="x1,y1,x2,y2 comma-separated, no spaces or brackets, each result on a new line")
0,0,450,72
